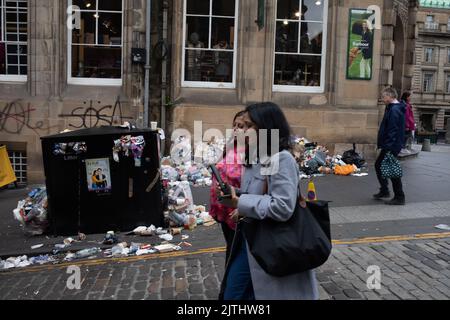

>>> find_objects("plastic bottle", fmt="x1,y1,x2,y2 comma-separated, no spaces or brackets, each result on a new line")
75,247,101,259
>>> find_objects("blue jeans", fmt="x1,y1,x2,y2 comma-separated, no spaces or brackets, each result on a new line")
223,240,255,300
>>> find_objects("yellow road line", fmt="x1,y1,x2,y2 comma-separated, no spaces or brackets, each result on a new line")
3,232,450,275
332,232,450,245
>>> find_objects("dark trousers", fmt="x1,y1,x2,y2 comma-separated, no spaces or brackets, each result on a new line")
375,149,405,200
220,222,235,265
223,240,255,300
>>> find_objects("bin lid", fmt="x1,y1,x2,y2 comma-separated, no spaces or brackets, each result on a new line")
41,126,157,140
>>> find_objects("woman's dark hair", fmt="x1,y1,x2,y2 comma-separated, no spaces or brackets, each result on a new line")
401,91,411,102
233,110,246,124
245,102,292,157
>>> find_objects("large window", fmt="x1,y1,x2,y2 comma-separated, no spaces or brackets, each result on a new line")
0,0,27,81
182,0,238,88
446,73,450,94
68,0,123,86
423,72,435,93
424,47,434,63
273,0,328,93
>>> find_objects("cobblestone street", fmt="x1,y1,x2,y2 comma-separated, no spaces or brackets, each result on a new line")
2,236,450,300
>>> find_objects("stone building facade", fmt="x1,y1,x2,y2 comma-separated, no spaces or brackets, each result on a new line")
0,0,419,185
412,0,450,140
0,0,161,184
167,0,419,160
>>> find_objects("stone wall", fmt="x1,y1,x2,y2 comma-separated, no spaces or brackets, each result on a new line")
167,0,419,160
0,0,147,183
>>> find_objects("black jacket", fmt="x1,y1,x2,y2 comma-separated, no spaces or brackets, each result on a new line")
377,102,406,156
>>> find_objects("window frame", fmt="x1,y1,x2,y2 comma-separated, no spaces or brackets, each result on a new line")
67,0,124,86
424,47,434,63
181,0,239,89
423,72,435,93
446,73,450,94
272,0,329,93
0,0,28,82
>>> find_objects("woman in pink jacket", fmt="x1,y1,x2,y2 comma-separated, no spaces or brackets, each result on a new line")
401,91,415,149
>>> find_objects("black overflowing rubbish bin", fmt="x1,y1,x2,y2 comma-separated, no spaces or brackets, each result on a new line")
41,126,164,236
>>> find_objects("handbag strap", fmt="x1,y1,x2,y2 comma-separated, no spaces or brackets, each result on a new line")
263,176,307,209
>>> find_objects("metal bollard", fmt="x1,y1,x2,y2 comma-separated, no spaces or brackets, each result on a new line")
421,139,431,152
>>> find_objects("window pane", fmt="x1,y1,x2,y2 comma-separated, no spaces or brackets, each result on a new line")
276,21,299,53
274,54,321,86
98,0,122,12
7,44,17,54
300,22,322,54
277,0,300,20
20,66,26,75
185,49,233,83
186,16,209,48
8,54,18,64
73,11,96,44
212,0,235,17
72,45,121,78
73,0,96,10
6,33,17,42
98,13,122,45
187,0,210,15
211,18,235,49
302,0,324,22
8,65,18,74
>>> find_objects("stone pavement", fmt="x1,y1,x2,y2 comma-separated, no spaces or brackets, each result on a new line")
2,236,450,300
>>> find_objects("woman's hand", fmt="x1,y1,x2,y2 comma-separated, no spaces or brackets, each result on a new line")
229,209,240,222
217,185,239,209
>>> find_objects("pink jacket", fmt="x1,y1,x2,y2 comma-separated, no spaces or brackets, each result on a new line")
405,102,415,132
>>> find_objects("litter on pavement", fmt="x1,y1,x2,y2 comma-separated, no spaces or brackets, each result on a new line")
435,224,450,231
13,187,49,236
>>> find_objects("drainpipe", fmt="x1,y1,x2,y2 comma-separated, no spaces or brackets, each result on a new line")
144,0,152,128
161,1,168,139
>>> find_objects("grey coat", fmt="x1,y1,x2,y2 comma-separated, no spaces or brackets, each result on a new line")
237,150,319,300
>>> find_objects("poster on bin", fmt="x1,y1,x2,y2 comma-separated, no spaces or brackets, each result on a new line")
346,8,375,80
85,158,112,193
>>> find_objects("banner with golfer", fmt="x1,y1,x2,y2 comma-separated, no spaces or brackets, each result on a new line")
346,8,375,80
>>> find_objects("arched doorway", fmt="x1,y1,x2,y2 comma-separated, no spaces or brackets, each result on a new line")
392,15,406,94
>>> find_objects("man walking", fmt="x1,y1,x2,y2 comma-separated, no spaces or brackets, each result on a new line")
374,87,406,205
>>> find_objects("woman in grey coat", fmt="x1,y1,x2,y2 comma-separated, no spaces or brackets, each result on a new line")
218,102,319,300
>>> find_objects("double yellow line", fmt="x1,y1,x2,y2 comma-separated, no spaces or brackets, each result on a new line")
3,232,450,274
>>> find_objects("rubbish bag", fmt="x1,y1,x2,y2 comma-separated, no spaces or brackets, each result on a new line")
342,144,366,168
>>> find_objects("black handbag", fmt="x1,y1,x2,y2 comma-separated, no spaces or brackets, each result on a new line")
243,194,332,277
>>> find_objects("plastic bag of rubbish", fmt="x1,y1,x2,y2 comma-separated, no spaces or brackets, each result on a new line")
159,234,173,241
133,225,156,236
13,188,49,236
342,144,366,168
170,181,194,212
29,255,54,265
161,165,179,181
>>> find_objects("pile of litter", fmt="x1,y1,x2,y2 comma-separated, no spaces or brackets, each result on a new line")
0,255,56,270
13,187,49,236
0,225,205,271
291,138,367,177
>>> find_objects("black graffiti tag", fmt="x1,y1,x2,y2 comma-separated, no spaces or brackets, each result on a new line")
59,98,133,129
0,100,47,135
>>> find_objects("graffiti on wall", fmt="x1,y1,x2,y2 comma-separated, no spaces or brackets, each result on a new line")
58,97,133,129
0,100,51,135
